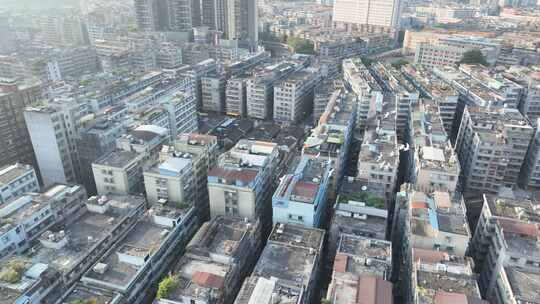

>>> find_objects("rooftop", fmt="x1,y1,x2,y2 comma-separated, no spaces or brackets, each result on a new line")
59,284,122,304
0,164,35,186
274,156,331,204
504,266,540,303
268,223,325,251
93,150,140,168
409,190,470,237
83,217,171,288
29,195,144,273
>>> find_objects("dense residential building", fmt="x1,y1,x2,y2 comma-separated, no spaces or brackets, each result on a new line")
434,65,522,110
506,67,540,127
144,152,194,206
169,133,219,222
328,177,388,258
0,184,87,260
402,65,459,137
326,234,393,304
0,79,42,172
246,62,300,120
134,0,193,31
342,58,383,131
373,63,420,144
333,0,402,28
15,195,144,302
454,107,533,194
208,140,280,228
0,164,39,206
155,216,261,304
273,69,321,124
468,194,540,304
24,102,85,187
356,97,399,203
81,201,199,303
77,118,126,195
41,47,101,82
225,77,248,117
201,71,228,113
234,223,325,304
409,249,486,304
93,150,145,196
304,90,357,196
396,186,471,257
410,99,460,193
272,156,333,228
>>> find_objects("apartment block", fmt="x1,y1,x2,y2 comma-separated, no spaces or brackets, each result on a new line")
410,249,486,304
93,150,145,196
225,77,248,117
468,194,540,303
24,103,83,187
171,133,219,222
16,195,145,300
234,223,325,304
208,140,280,228
326,234,393,304
411,99,460,193
414,42,466,69
273,69,321,124
0,79,42,172
396,186,471,256
333,0,402,28
201,71,228,113
454,107,533,194
304,90,357,195
272,156,333,228
0,164,39,206
42,47,101,82
155,216,261,304
77,119,126,195
342,58,383,130
81,201,199,303
329,177,388,259
402,65,458,137
434,65,521,109
246,62,299,120
357,100,399,203
0,184,87,260
144,151,194,205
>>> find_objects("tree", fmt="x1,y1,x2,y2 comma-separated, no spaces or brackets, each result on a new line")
360,56,374,67
459,49,488,66
157,275,178,299
391,59,409,69
287,37,315,55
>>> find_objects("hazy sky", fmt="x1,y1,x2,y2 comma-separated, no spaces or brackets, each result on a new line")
3,0,80,10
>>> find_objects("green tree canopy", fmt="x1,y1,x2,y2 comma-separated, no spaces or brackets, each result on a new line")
287,37,315,55
157,275,178,299
459,49,488,66
391,59,409,69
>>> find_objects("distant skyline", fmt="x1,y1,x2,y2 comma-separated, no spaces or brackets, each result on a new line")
3,0,80,10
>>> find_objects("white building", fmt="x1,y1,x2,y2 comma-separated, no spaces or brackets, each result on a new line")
333,0,402,28
0,164,39,206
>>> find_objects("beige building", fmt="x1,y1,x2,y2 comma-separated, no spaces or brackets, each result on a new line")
92,150,144,196
208,140,279,226
144,154,193,206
